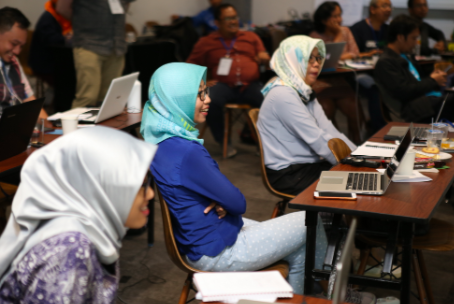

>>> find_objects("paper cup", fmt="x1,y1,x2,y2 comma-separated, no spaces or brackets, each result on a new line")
396,149,416,176
61,115,79,135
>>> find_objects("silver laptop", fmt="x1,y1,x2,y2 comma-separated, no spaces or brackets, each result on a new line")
322,42,346,72
316,123,414,195
79,72,139,123
49,72,139,124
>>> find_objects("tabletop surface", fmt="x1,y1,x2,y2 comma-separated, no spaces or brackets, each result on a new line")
0,112,142,177
289,122,454,224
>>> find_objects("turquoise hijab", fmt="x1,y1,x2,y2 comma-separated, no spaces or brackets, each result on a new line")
141,62,207,145
262,35,325,103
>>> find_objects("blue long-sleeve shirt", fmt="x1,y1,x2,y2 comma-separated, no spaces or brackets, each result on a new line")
192,7,217,33
151,137,245,261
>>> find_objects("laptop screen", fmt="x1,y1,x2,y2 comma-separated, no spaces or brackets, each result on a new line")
383,123,414,190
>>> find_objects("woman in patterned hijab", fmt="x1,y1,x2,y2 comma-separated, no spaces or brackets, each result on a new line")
0,126,157,302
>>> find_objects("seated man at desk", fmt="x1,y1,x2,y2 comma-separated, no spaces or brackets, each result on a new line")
187,4,270,156
0,7,49,124
374,14,453,123
408,0,446,55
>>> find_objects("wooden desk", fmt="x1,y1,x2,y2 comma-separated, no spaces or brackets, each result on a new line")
0,112,142,179
202,294,341,304
289,122,454,304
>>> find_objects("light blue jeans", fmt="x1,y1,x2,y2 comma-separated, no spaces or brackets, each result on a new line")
185,211,328,294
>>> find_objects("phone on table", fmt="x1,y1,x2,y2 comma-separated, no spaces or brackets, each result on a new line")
314,191,357,200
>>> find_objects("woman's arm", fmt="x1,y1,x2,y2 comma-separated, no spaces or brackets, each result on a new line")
180,143,246,215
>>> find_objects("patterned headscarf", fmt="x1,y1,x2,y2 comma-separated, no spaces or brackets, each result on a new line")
140,62,207,145
262,35,325,103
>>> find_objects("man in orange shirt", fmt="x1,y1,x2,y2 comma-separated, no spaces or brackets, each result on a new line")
187,4,269,156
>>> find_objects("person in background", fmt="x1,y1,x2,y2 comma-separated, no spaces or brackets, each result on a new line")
408,0,446,55
29,0,72,88
57,0,134,109
258,36,357,196
0,7,49,124
309,1,363,143
374,14,453,123
171,0,222,35
0,126,156,302
350,0,391,53
187,3,270,157
350,0,392,132
141,62,328,295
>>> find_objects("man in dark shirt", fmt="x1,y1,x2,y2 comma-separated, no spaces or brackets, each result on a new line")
408,0,445,55
187,4,269,156
374,14,451,123
350,0,391,53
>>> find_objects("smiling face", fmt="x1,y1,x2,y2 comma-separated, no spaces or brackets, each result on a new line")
0,23,27,63
323,5,342,32
193,80,211,124
303,48,322,86
215,6,240,38
124,175,154,229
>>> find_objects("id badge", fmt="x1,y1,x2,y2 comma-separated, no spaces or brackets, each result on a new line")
217,57,233,76
366,40,377,49
108,0,125,14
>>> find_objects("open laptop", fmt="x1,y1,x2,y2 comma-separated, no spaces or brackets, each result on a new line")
0,98,45,161
385,93,449,141
48,72,139,124
316,123,414,195
322,42,346,72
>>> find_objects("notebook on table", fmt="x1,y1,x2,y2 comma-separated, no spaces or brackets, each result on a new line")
48,72,139,124
0,98,45,161
193,271,293,303
315,123,414,195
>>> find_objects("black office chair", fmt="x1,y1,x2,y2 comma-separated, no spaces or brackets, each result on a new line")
124,39,180,104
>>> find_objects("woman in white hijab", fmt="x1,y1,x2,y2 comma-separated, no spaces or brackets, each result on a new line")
0,126,157,303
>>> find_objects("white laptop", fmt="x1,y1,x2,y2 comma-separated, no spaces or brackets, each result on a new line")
315,123,414,195
48,72,139,124
322,42,346,72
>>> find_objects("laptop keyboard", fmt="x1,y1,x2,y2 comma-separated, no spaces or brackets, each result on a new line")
346,173,378,191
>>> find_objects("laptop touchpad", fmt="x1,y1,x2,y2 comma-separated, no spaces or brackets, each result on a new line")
320,177,344,184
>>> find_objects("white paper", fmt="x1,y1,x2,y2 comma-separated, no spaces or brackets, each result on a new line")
377,169,432,182
344,60,374,69
351,141,398,158
108,0,124,14
217,57,233,76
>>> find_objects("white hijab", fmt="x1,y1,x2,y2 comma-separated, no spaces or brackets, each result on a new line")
0,126,157,282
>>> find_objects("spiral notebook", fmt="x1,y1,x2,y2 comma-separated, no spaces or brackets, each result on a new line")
351,141,398,158
193,271,293,303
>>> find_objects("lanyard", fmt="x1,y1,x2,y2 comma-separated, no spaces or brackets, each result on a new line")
219,37,237,57
366,18,383,45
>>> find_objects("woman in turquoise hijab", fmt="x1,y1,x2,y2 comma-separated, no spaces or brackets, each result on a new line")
141,62,328,294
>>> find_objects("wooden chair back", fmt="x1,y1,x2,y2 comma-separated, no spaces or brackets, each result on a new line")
327,138,352,163
248,109,294,200
157,188,203,274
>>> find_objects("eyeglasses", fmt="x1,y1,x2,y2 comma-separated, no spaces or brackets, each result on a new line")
309,55,324,64
198,88,210,102
221,16,239,22
142,170,152,198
